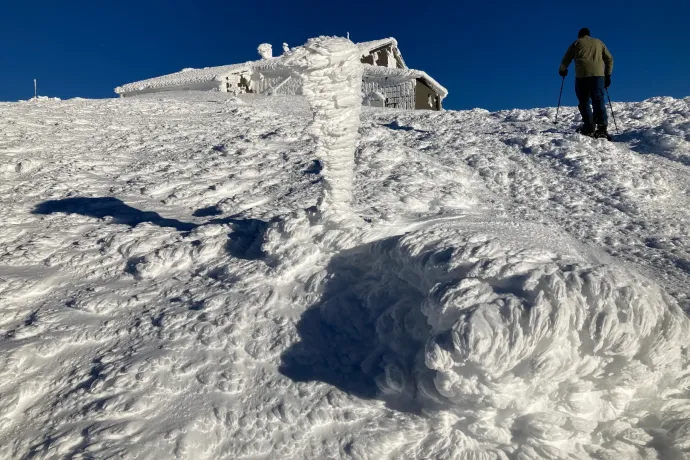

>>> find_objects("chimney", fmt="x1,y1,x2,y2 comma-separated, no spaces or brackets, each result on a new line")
258,43,273,60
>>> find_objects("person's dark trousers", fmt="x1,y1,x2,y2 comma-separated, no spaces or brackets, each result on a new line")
575,76,608,133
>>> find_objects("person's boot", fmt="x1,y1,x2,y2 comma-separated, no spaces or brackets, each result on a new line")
594,125,610,140
576,125,594,136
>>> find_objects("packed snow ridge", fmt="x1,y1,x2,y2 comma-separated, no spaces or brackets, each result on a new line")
283,220,690,459
1,66,690,459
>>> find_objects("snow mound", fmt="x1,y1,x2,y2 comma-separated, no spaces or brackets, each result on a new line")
284,220,690,458
614,97,690,165
1,158,39,174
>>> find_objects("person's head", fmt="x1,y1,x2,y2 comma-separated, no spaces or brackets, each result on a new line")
578,28,591,38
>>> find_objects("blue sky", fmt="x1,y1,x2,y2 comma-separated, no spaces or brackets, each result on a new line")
1,0,688,111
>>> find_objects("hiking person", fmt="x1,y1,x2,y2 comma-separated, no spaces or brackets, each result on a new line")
559,28,614,139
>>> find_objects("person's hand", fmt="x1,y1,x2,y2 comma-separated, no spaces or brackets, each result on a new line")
559,69,568,77
605,75,611,88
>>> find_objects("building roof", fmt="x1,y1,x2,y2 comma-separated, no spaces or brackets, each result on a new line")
115,63,252,95
357,38,407,69
362,65,448,99
357,38,398,55
115,37,443,98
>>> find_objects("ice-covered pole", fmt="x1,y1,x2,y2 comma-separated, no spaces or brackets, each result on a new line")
284,37,364,222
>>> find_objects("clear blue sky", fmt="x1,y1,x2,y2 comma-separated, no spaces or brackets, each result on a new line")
1,0,688,111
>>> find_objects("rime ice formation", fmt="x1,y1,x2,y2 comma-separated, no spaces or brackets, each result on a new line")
282,42,291,55
283,37,364,221
257,43,273,60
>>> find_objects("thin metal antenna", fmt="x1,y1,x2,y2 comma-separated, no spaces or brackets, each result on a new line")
34,79,37,99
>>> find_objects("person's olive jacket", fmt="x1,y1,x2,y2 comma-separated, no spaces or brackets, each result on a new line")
560,36,614,78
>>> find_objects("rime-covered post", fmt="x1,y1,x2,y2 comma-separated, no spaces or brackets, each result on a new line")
285,37,364,222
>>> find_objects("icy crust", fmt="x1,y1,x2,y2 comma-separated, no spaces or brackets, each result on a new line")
289,222,690,459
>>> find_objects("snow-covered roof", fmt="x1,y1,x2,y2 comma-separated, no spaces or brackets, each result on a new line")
114,63,252,95
362,65,448,99
357,37,407,70
115,37,444,97
357,38,398,55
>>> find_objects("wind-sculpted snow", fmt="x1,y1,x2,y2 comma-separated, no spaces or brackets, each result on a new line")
1,93,690,459
283,220,690,458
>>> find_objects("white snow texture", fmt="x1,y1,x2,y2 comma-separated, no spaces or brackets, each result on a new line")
1,60,690,460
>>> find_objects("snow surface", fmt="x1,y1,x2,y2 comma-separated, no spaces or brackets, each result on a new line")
1,92,690,459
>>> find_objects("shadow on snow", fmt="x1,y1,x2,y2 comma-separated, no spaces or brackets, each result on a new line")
613,129,690,166
32,197,270,261
279,236,439,415
381,120,430,134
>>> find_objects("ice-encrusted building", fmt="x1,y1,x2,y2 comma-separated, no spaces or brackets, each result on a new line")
114,38,447,111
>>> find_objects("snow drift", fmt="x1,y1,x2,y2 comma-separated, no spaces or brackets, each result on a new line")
283,220,690,459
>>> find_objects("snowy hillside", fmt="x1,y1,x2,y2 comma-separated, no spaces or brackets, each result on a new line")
1,92,690,459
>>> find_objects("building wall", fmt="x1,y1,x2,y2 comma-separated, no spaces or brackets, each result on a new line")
362,79,415,110
220,74,253,94
414,78,442,111
251,74,302,96
119,71,442,112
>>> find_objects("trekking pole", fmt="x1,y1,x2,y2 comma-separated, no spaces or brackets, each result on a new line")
554,76,565,124
605,88,619,134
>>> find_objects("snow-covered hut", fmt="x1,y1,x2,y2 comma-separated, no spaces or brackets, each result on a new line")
114,37,447,110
